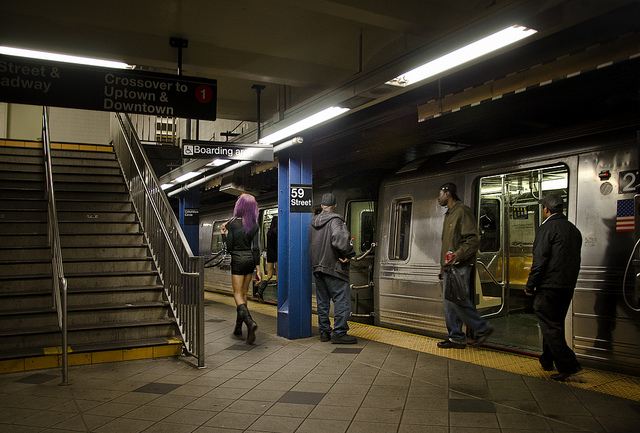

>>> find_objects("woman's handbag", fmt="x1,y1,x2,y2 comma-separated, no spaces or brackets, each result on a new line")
444,266,467,304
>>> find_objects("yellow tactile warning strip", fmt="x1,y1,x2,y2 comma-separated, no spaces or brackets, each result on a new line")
0,339,183,375
0,139,113,152
207,292,640,402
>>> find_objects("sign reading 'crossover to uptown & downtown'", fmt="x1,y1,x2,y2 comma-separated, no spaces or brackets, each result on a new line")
0,54,217,120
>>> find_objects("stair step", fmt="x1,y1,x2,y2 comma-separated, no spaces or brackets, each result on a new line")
0,318,176,348
52,157,119,168
0,198,47,212
0,284,163,298
57,200,133,212
55,191,131,201
0,336,181,363
0,257,155,275
52,165,122,176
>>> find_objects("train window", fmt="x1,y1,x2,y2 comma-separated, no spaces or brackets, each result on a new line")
260,208,278,253
346,201,376,255
210,221,227,254
389,200,412,260
479,198,500,252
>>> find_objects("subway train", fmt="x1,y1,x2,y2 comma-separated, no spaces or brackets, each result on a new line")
199,127,640,376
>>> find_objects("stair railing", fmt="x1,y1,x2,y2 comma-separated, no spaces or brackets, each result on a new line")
42,106,69,384
110,112,205,368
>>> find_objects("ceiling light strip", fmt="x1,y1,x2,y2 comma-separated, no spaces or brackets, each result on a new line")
386,25,537,88
0,46,130,69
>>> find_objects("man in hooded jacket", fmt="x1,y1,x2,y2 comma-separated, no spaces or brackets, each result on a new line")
309,193,357,344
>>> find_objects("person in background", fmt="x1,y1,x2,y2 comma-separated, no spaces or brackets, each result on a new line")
221,193,262,344
437,182,495,349
256,216,277,302
309,193,357,344
525,193,582,381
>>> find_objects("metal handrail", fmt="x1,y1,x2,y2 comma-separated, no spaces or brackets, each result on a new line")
476,259,505,318
42,106,69,384
110,113,205,368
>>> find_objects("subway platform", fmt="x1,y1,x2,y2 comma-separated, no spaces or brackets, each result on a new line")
1,292,639,433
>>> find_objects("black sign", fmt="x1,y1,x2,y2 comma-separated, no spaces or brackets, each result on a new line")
184,208,199,225
0,54,217,120
290,184,312,213
619,170,640,194
182,140,273,162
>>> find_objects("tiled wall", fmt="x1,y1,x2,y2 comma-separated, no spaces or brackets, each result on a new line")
0,103,6,137
48,107,111,145
0,104,110,145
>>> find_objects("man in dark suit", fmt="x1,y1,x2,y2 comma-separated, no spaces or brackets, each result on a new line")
525,193,582,381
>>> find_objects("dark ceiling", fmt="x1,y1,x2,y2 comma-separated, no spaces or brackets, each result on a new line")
3,0,640,200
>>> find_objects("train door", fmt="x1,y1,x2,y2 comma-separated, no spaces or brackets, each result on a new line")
258,208,278,303
346,200,377,324
476,165,569,353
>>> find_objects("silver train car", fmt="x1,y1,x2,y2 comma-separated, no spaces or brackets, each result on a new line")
197,128,640,375
374,128,640,375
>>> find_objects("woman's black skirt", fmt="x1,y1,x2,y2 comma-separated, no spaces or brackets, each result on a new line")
230,250,255,275
266,248,277,264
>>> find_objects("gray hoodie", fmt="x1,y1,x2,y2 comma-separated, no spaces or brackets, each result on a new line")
308,210,355,281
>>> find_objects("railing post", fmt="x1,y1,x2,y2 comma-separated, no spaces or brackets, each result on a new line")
197,257,205,368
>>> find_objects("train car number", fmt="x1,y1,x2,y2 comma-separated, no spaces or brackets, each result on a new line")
619,170,640,194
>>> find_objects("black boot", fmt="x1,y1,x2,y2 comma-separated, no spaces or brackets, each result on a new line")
233,311,243,337
237,304,258,344
256,280,268,302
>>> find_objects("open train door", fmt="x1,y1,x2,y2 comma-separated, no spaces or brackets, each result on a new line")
475,165,570,353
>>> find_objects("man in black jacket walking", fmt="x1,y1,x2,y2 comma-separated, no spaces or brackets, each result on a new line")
525,193,582,381
309,193,357,344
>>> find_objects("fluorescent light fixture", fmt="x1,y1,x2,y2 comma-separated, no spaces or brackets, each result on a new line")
175,171,201,183
160,183,174,191
386,25,537,87
206,158,231,167
0,46,130,69
260,106,350,144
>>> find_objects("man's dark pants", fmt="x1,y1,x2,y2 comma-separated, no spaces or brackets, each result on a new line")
533,288,580,374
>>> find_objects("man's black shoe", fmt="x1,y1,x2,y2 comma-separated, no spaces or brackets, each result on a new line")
437,339,466,349
320,332,331,342
469,326,495,347
551,365,581,381
550,372,572,381
331,334,357,344
540,361,554,371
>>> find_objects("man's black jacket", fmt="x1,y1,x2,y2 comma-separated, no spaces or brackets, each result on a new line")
526,213,582,293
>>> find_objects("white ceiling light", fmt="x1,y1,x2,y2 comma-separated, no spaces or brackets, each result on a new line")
386,25,537,87
175,172,201,183
206,159,231,167
0,46,130,69
260,106,350,145
160,183,174,191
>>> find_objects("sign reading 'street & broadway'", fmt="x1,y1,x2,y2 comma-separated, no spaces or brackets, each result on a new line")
0,54,217,120
182,140,273,162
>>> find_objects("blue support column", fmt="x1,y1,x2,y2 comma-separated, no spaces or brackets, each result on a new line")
277,144,313,339
179,188,199,254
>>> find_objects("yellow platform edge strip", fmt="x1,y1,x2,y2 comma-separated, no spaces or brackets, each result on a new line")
0,341,182,375
206,291,640,402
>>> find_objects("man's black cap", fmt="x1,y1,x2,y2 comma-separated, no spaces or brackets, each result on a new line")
321,193,337,206
540,193,564,212
440,182,459,200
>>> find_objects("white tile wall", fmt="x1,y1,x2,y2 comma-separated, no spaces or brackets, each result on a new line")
0,103,7,137
48,107,111,144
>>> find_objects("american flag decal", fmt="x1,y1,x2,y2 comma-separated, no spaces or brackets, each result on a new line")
616,199,635,232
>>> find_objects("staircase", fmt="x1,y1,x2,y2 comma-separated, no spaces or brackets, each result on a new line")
0,140,182,373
